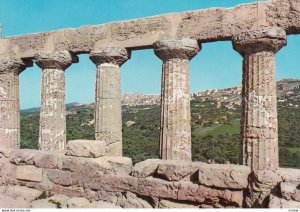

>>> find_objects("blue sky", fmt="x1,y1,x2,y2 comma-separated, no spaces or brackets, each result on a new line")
1,0,300,109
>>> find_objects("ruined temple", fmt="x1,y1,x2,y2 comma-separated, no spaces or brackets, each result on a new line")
1,0,300,208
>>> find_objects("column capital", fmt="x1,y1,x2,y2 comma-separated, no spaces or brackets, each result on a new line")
34,51,78,70
89,47,131,66
0,56,33,75
232,27,287,56
153,39,200,61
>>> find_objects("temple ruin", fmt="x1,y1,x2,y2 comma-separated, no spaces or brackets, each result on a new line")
1,0,300,208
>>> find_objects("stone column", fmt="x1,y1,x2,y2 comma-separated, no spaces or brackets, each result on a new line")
35,51,78,151
0,57,32,149
89,47,130,156
154,39,200,160
232,28,286,170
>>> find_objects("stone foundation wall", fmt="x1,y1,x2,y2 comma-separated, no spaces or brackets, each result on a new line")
1,141,300,208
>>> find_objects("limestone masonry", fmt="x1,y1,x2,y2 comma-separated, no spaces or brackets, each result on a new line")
1,0,300,58
1,144,300,208
1,0,300,208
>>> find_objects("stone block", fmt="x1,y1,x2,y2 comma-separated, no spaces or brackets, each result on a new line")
0,149,11,168
31,199,57,208
88,201,121,208
84,174,179,202
50,184,86,198
47,169,72,186
251,169,282,191
16,165,43,182
177,181,243,207
156,160,203,181
159,199,199,208
48,194,70,208
5,185,43,202
135,177,178,200
132,159,161,178
115,191,153,208
198,164,250,189
280,182,297,200
0,195,30,208
62,156,132,186
10,149,38,165
293,191,300,202
245,170,282,208
39,170,55,190
278,168,300,183
85,174,137,191
65,140,106,158
0,163,17,183
67,197,90,208
104,156,132,174
269,194,300,208
0,148,14,158
34,152,62,169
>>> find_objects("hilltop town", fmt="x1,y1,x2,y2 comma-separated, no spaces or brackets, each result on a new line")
120,78,300,107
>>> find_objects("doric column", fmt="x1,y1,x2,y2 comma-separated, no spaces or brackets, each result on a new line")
154,39,200,160
0,57,32,149
35,51,78,151
232,28,286,170
89,47,130,156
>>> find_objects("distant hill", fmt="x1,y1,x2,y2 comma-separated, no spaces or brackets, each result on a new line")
21,102,82,114
21,79,300,113
277,78,300,91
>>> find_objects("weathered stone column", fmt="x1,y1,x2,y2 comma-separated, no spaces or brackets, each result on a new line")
35,51,78,151
0,57,32,149
90,47,130,156
232,28,286,170
154,39,200,160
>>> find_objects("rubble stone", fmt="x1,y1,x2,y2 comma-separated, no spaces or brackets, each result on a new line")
5,185,43,202
0,195,30,208
31,199,57,208
156,160,202,181
16,165,43,182
67,197,90,208
269,194,300,208
65,140,106,158
131,159,161,178
47,169,72,186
